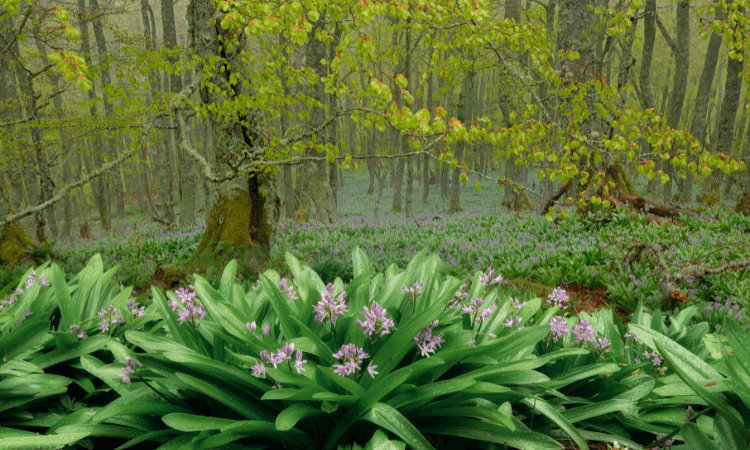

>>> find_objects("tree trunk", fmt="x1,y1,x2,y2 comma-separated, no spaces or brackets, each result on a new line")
681,9,724,202
186,0,273,260
90,0,126,230
304,12,338,224
703,6,742,206
662,0,690,205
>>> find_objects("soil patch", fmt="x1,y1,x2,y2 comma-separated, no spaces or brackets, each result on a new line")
558,281,629,322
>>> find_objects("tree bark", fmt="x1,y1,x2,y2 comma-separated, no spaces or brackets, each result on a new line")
703,5,742,206
90,0,126,229
186,0,273,258
78,0,109,232
161,0,197,227
303,12,338,224
681,10,724,202
662,0,690,204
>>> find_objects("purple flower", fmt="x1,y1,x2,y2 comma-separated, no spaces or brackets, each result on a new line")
25,270,37,289
414,320,444,357
402,283,424,297
548,287,569,308
278,278,298,301
366,362,378,378
356,301,395,337
548,316,569,342
98,305,125,332
595,337,611,352
119,357,143,387
479,268,504,285
332,343,369,376
313,288,347,326
127,299,145,317
654,433,676,449
251,360,266,377
292,350,307,373
70,324,88,340
572,320,595,345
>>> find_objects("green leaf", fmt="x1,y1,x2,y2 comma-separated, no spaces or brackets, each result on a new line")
655,340,750,441
388,378,476,410
30,335,109,369
363,403,434,450
175,372,274,421
261,274,298,340
162,350,267,394
219,259,238,301
681,422,718,450
162,413,235,431
539,363,620,389
0,433,89,450
276,404,325,431
418,417,562,450
560,399,633,423
91,401,188,424
414,405,515,430
521,398,588,450
50,263,75,331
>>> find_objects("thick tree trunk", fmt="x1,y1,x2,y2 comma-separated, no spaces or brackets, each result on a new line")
186,0,273,261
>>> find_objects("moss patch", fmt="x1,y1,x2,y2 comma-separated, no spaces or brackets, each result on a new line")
734,195,750,216
0,223,41,266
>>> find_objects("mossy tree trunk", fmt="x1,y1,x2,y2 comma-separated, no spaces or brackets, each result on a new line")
186,0,274,263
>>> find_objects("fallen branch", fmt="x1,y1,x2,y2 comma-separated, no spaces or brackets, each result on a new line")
619,238,750,304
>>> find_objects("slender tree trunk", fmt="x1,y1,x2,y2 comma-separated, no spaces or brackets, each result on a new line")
704,11,743,206
662,0,690,204
90,0,126,229
681,9,724,203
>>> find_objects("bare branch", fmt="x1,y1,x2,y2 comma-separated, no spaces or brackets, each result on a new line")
654,10,677,52
0,78,199,229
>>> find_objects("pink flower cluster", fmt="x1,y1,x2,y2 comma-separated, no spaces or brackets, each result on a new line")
414,320,444,357
251,343,307,378
332,343,376,377
356,301,394,337
314,284,347,325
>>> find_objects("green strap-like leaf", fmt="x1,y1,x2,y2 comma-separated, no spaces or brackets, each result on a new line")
276,403,325,431
417,417,563,450
521,398,588,450
681,421,719,450
363,403,434,450
162,413,236,431
655,340,750,441
175,372,275,421
0,432,89,450
261,274,298,340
